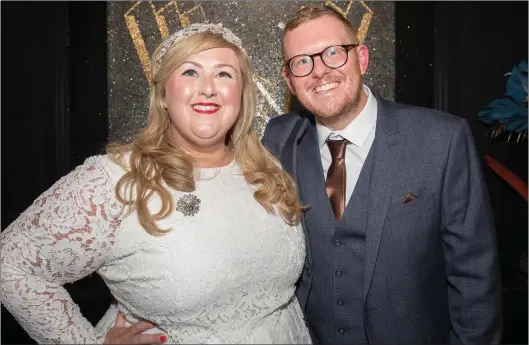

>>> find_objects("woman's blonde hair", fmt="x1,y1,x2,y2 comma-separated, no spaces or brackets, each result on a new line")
107,30,304,236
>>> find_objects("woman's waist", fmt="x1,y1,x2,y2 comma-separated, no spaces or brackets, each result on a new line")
115,289,297,327
101,295,305,343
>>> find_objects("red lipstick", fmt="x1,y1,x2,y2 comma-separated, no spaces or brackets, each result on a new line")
191,102,221,114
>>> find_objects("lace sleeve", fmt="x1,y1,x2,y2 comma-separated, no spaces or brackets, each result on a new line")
0,156,124,344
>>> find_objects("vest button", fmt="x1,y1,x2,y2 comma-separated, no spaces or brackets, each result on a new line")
338,327,346,334
334,240,342,247
336,299,345,306
334,269,343,277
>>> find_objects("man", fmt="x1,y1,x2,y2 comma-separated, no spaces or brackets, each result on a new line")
262,5,502,345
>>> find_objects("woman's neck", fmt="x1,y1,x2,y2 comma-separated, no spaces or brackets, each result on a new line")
187,145,234,168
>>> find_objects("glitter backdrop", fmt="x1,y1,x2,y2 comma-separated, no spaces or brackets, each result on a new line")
107,1,395,143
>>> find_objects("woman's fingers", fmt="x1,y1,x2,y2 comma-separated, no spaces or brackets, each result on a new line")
129,320,158,335
106,312,166,344
114,312,127,327
134,333,167,344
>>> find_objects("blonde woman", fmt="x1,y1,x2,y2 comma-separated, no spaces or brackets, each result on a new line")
1,24,312,344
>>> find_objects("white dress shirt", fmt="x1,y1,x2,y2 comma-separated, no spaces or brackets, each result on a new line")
316,84,378,206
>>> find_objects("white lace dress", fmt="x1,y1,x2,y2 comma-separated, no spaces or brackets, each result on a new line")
0,155,312,344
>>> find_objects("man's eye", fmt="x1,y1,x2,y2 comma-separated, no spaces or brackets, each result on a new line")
325,46,341,57
297,57,311,66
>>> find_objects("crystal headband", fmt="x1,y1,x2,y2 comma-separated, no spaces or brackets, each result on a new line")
156,23,245,64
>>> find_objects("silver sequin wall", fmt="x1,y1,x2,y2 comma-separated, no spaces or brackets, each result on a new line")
107,1,395,143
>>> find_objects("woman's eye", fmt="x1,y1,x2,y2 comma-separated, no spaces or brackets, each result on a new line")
217,71,233,78
182,69,197,76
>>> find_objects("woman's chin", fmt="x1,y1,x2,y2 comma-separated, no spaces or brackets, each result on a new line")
191,131,224,144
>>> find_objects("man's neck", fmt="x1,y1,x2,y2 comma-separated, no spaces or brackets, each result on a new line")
318,92,368,131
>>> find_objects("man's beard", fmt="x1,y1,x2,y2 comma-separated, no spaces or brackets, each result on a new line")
303,89,358,120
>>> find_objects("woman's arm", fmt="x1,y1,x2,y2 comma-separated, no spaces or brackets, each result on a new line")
1,156,124,344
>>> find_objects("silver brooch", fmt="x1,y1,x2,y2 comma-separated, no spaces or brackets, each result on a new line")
175,194,201,216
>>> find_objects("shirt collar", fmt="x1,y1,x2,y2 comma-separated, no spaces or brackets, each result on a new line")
316,84,378,149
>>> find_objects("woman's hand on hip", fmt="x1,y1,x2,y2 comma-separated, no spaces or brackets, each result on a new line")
103,312,167,344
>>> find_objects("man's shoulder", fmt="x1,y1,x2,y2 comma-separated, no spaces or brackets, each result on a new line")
263,111,308,140
386,100,467,132
262,111,310,155
266,112,306,130
379,99,475,160
394,103,465,125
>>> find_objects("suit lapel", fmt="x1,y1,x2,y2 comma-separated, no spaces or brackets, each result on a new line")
280,115,312,266
363,97,402,301
297,121,336,227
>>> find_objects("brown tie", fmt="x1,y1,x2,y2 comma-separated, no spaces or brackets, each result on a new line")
325,138,349,220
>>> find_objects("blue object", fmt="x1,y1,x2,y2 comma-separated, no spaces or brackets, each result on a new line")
478,60,528,133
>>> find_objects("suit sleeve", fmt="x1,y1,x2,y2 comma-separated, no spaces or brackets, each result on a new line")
441,120,503,345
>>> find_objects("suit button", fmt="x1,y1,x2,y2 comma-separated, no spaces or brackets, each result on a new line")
334,240,342,247
306,267,312,277
336,299,344,306
334,269,342,277
338,327,346,334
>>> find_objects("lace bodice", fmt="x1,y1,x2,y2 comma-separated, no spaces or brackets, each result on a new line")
1,155,311,344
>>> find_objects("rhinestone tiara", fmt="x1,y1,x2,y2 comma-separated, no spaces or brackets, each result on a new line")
156,23,245,64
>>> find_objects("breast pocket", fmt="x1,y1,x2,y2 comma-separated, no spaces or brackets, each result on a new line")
385,192,437,221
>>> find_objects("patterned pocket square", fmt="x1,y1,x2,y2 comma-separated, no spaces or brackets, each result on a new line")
401,192,418,205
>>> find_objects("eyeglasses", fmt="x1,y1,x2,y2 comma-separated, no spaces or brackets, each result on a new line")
285,44,359,77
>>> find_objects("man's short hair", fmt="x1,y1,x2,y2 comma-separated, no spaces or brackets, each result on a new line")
282,4,359,59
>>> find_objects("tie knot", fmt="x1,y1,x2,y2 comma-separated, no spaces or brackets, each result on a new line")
326,138,349,160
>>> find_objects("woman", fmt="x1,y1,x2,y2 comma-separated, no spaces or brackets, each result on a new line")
1,23,312,344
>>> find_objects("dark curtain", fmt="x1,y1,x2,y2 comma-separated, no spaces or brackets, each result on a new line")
1,2,110,344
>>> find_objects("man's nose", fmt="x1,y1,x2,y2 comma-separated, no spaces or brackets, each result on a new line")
311,56,331,78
